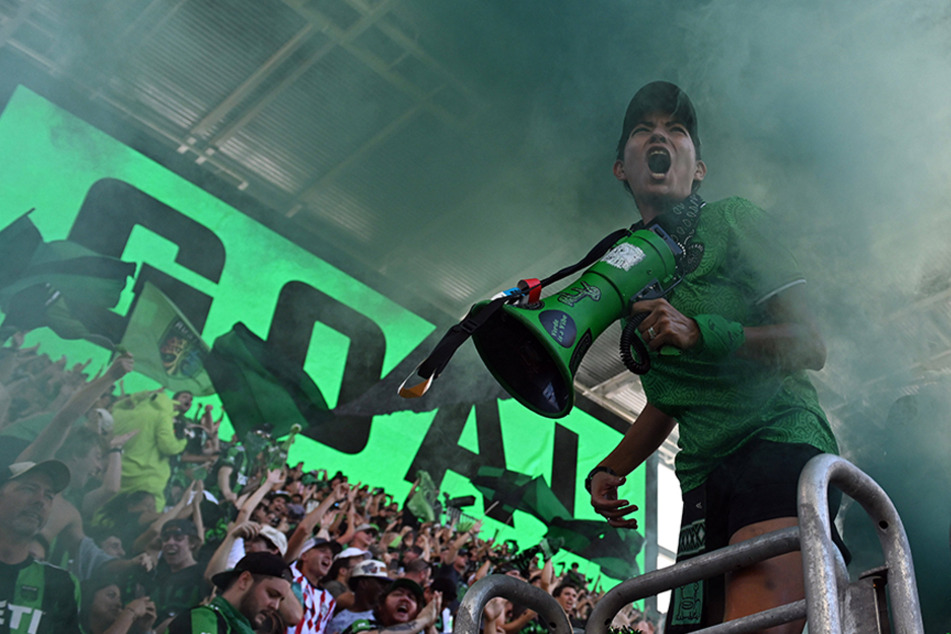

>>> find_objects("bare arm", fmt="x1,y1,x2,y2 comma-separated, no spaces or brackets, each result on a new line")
132,481,195,554
234,468,283,524
16,353,133,463
204,521,260,584
217,465,237,505
81,430,139,517
589,403,675,529
500,608,538,633
442,520,479,565
285,482,348,562
539,557,556,595
335,505,358,545
279,580,304,627
470,557,492,584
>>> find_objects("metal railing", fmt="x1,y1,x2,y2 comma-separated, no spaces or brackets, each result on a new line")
454,454,923,634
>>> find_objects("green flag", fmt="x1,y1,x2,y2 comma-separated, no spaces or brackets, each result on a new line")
0,214,134,343
119,281,214,396
406,470,438,522
470,466,571,525
545,517,644,580
205,322,332,440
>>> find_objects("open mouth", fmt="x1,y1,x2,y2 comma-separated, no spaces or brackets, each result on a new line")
647,148,671,174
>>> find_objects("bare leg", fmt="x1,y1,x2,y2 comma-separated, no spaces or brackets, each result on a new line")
723,517,804,634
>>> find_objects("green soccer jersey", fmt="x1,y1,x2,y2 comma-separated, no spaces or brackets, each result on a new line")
167,596,256,634
639,197,838,492
0,557,81,634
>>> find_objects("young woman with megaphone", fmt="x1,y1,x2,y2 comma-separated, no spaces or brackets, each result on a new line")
586,81,839,634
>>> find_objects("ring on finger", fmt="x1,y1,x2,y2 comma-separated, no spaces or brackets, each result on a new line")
647,326,656,340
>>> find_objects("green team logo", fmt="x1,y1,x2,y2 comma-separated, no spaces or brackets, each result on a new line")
160,318,206,378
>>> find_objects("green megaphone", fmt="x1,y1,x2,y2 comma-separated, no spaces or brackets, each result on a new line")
471,226,681,418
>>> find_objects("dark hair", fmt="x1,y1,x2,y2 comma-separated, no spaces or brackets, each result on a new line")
404,558,430,574
553,583,580,598
80,575,122,632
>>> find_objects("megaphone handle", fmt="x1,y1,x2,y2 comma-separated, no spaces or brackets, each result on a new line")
619,313,652,375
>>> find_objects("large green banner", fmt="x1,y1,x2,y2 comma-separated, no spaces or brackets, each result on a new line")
0,86,643,580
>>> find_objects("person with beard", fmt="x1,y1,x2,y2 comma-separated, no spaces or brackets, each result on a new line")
169,552,295,634
0,460,80,634
587,81,839,633
288,537,342,634
149,518,211,630
340,580,441,634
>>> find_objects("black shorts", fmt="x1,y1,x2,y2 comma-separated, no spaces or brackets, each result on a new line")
665,439,842,632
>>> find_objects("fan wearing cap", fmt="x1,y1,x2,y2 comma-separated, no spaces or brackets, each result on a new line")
0,460,81,634
287,537,343,634
326,559,391,634
340,580,441,634
589,81,838,633
205,521,290,587
348,524,378,552
148,518,212,629
168,552,296,634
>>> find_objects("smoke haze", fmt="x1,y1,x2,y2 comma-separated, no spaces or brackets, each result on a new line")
5,0,951,626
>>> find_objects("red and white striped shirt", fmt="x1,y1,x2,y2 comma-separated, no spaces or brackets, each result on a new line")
288,562,336,634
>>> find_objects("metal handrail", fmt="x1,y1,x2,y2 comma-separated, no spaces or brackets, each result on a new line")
585,528,804,634
453,454,923,634
798,454,923,633
455,574,572,634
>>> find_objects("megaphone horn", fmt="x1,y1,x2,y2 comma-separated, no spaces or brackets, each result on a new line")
471,225,683,418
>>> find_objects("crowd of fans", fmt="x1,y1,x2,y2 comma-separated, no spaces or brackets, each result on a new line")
0,336,661,634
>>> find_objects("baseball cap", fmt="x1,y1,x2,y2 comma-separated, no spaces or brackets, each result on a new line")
161,519,198,540
617,81,701,159
383,578,424,603
257,525,289,556
0,461,70,493
212,552,293,589
301,536,343,556
354,523,378,534
350,559,390,580
336,546,369,561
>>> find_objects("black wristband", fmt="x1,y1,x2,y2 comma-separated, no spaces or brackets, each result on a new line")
584,465,618,493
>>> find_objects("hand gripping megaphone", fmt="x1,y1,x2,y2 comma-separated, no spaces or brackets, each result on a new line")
470,224,683,418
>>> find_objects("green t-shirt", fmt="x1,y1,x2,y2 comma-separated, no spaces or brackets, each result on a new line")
639,197,838,492
167,596,255,634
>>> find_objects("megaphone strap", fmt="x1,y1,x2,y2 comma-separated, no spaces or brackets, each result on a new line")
539,228,631,287
398,227,633,398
